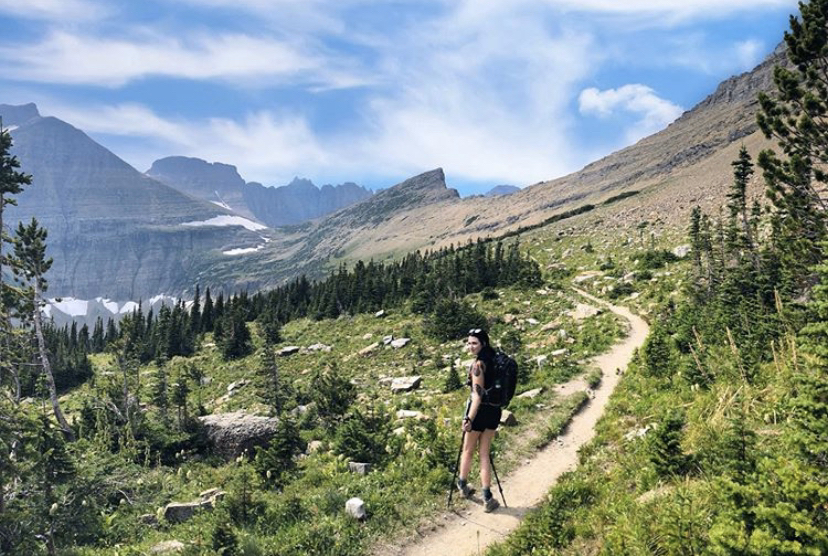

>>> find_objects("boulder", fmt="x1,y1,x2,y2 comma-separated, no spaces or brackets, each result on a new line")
396,409,427,420
375,310,386,318
500,410,518,427
390,338,411,349
390,376,421,393
551,348,569,357
307,343,332,352
276,346,301,357
382,335,394,345
672,244,691,258
348,462,372,475
567,303,601,321
525,318,539,325
535,355,548,367
151,540,186,554
197,411,281,461
345,497,367,520
362,332,373,340
518,387,543,399
306,440,324,454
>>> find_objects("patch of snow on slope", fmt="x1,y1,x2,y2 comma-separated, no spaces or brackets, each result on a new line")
119,301,140,314
182,215,266,231
223,236,271,256
49,297,88,317
95,297,120,314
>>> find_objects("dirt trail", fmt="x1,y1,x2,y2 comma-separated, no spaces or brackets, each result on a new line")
377,290,649,556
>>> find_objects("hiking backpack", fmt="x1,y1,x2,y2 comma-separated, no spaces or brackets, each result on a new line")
484,350,518,408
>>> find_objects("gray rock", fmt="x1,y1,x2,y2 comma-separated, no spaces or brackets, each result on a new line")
396,409,425,420
306,440,324,454
277,346,301,357
567,303,601,320
517,387,543,399
390,338,411,349
382,335,394,345
551,348,569,357
348,462,372,475
500,410,518,427
391,376,422,393
197,411,281,461
345,497,367,520
151,540,186,554
139,513,159,526
375,310,386,318
307,343,332,352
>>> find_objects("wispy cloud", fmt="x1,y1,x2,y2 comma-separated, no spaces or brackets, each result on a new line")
579,84,684,143
0,29,370,89
0,0,107,21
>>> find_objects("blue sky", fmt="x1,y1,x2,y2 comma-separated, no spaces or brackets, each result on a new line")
0,0,799,196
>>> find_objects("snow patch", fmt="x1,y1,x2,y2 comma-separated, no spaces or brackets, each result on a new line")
95,297,120,314
223,236,271,256
49,297,89,317
211,200,232,210
149,294,172,306
182,215,267,231
119,301,140,314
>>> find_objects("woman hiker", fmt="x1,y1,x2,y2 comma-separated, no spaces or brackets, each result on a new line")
456,328,501,512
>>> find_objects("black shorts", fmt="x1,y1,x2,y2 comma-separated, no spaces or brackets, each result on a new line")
471,404,501,432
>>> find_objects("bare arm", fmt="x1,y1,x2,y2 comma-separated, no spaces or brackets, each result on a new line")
463,360,485,430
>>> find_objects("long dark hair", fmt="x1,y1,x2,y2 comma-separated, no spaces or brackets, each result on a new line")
468,328,496,361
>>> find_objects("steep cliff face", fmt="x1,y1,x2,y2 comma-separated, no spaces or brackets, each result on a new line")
148,157,373,227
4,107,264,300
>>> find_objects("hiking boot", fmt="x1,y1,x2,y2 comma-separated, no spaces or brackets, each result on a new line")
484,496,500,513
456,480,475,499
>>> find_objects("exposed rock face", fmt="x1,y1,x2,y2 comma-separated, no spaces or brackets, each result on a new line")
0,102,40,126
243,177,372,227
147,157,372,227
3,106,261,300
485,185,520,196
197,411,280,460
146,156,252,219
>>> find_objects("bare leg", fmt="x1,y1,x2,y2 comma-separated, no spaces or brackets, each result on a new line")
478,428,497,489
459,430,481,480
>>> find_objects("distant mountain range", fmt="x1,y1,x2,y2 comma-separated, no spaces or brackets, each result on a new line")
485,185,521,196
146,156,372,227
0,43,788,310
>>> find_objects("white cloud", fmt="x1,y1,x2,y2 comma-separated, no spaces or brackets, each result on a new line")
579,84,683,142
543,0,796,20
0,0,106,21
0,30,370,89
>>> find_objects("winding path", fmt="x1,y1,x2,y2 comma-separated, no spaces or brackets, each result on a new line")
376,290,649,556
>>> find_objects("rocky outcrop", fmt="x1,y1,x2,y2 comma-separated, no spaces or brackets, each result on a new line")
161,489,225,524
3,107,262,300
148,158,373,227
197,411,280,460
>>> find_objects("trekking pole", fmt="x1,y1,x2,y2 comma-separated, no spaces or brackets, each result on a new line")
447,399,471,508
490,450,507,508
447,429,466,508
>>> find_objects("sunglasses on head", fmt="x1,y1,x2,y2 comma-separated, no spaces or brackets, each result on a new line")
469,328,482,334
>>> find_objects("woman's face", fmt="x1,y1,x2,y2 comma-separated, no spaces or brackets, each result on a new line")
466,335,482,355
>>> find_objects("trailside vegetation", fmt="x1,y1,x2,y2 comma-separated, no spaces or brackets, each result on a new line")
489,3,828,553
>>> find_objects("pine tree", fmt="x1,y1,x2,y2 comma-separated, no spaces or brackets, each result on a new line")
756,1,828,292
10,219,73,440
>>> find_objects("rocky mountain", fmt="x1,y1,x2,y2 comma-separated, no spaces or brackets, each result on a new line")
2,105,266,300
1,43,791,305
146,157,372,227
485,185,521,197
206,43,786,285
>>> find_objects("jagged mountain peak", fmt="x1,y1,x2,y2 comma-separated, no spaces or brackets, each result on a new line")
0,102,41,127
